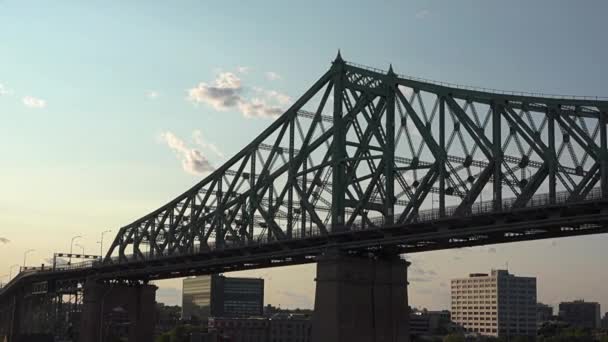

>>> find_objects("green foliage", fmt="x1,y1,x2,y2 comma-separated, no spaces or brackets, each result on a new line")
155,324,206,342
443,333,465,342
537,326,596,342
155,333,171,342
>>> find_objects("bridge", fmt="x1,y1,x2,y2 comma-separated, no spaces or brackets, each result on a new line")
2,53,608,341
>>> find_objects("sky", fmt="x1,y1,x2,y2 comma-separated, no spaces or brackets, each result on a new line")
2,0,608,313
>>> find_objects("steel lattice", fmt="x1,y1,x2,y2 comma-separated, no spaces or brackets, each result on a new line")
104,54,608,264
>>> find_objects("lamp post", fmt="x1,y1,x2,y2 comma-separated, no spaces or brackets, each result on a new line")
98,230,111,259
23,249,35,267
75,243,85,255
9,264,19,279
70,235,82,264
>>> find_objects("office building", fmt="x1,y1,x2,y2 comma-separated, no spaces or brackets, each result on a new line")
410,309,452,336
451,270,537,338
602,313,608,329
558,300,601,329
182,274,264,320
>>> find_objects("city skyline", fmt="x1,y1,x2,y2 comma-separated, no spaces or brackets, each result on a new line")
2,0,608,315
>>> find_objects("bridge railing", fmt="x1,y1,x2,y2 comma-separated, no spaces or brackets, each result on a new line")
345,61,608,101
2,188,604,280
99,187,604,265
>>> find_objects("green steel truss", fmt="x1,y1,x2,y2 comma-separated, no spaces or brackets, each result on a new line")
104,53,608,263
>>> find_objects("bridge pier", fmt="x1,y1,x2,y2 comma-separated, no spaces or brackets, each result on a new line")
79,280,157,342
312,251,410,342
8,294,21,342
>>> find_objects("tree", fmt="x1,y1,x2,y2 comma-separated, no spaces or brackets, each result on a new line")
155,334,170,342
443,334,465,342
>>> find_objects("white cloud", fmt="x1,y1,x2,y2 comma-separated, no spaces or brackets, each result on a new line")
0,84,11,96
263,89,291,105
192,130,225,159
160,131,214,175
416,9,430,19
236,66,250,74
146,90,159,99
188,72,243,111
23,96,46,108
238,98,283,118
188,70,289,119
265,71,282,81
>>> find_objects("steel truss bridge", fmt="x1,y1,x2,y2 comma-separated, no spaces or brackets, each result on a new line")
2,53,608,339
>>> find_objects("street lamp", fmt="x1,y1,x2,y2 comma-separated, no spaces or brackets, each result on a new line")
23,249,35,267
9,264,19,279
75,243,85,255
98,230,112,259
70,235,82,264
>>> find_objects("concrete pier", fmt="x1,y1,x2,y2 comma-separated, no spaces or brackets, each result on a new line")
79,281,157,342
312,252,410,342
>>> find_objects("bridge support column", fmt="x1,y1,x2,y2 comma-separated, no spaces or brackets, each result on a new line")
8,294,22,342
79,280,157,342
312,252,410,342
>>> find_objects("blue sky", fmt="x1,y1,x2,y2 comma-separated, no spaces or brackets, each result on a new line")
2,1,608,311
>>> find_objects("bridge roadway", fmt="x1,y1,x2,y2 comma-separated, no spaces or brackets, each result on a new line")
2,188,607,296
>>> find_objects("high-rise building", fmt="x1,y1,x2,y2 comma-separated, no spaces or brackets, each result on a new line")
558,300,601,329
182,274,264,320
451,270,537,338
602,313,608,329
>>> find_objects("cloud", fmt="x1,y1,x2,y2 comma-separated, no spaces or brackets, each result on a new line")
238,98,283,118
416,10,430,19
160,131,214,175
188,71,289,119
23,96,46,108
0,84,11,96
188,72,243,111
0,237,9,244
192,130,225,159
255,89,291,105
146,90,159,99
265,71,281,81
236,66,250,74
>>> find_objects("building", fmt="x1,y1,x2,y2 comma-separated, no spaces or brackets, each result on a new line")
208,314,312,342
268,313,312,342
451,270,537,338
182,274,264,321
410,309,452,336
209,317,269,341
558,300,601,329
537,303,554,324
602,313,608,329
